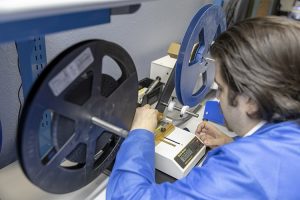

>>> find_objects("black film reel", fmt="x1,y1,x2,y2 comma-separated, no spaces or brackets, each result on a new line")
18,40,138,194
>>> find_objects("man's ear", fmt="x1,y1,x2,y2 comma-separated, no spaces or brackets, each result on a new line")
245,97,259,118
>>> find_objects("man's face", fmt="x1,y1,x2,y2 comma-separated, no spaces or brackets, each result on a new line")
215,63,244,133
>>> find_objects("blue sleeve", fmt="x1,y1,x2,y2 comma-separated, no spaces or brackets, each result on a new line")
106,130,265,200
106,129,157,199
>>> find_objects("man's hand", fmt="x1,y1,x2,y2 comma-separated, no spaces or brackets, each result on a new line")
195,121,233,149
130,104,158,132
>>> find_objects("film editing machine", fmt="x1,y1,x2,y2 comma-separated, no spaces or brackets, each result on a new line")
17,4,226,195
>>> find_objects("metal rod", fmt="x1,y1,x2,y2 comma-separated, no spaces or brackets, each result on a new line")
161,102,199,118
91,117,128,138
145,76,161,95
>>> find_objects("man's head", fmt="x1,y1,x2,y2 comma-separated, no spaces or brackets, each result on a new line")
210,16,300,135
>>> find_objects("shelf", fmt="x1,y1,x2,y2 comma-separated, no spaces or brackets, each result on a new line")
0,0,153,22
0,0,154,43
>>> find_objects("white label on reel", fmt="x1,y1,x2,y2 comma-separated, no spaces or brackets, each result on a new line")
49,48,94,96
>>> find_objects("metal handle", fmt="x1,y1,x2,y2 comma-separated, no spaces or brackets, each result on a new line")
91,112,168,138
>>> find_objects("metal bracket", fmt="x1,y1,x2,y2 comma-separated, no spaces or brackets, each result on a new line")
15,37,47,96
16,36,51,155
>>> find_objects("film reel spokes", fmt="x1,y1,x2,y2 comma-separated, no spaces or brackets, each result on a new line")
18,40,138,194
175,4,226,107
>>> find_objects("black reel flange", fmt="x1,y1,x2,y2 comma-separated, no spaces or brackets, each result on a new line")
18,40,138,194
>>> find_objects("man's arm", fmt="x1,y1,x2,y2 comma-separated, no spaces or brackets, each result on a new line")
106,106,264,199
106,129,158,199
107,105,160,199
106,128,265,200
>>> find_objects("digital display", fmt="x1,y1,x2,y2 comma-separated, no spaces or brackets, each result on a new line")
174,137,204,169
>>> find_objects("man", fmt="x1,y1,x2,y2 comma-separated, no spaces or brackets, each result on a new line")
107,16,300,199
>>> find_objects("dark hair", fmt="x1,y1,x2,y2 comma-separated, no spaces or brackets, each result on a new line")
211,16,300,122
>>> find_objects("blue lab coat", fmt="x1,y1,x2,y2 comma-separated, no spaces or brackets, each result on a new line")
107,120,300,199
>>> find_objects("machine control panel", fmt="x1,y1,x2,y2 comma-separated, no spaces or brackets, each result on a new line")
175,137,204,169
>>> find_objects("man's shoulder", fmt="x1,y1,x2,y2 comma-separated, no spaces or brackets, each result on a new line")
206,120,300,169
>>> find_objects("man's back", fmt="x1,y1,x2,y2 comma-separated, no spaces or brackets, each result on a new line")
200,120,300,199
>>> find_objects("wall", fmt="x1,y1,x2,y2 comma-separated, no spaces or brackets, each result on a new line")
0,0,212,168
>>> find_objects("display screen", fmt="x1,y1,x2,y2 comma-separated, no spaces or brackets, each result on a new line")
174,137,204,169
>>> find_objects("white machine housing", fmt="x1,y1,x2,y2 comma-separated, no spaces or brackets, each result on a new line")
150,55,218,89
151,55,208,179
155,126,206,179
150,55,177,84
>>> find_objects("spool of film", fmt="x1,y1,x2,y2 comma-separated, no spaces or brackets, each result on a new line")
175,4,226,107
18,40,138,194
